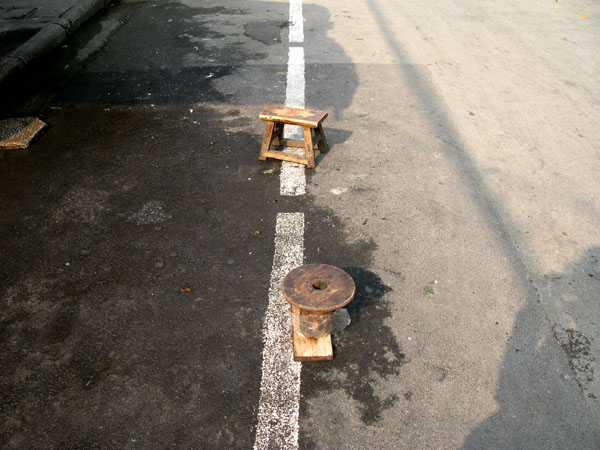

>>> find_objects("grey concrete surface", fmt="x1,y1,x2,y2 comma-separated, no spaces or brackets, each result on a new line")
0,0,599,448
0,0,111,87
301,0,600,448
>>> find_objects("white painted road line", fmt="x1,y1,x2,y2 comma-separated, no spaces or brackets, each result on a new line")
280,161,306,196
254,213,304,450
255,2,306,447
281,46,306,196
285,47,305,113
289,0,304,43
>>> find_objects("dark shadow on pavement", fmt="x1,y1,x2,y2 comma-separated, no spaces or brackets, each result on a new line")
463,247,600,449
300,204,405,433
342,266,392,324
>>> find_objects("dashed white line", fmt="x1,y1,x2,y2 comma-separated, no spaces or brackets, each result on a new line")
289,0,304,43
253,213,304,450
255,1,307,447
284,47,305,110
280,46,306,196
280,161,306,196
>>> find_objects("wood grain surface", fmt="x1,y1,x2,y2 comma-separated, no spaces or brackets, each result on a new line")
259,105,328,128
282,263,355,312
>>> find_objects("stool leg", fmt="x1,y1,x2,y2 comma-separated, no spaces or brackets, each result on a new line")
316,124,329,153
259,122,275,161
303,127,316,168
272,123,284,147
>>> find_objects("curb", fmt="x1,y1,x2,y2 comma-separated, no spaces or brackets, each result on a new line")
0,0,112,87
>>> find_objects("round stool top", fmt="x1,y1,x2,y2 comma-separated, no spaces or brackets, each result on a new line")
282,264,355,313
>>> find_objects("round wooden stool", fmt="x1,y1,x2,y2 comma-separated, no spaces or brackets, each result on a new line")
282,264,355,361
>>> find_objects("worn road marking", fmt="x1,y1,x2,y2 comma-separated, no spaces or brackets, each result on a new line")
255,2,306,448
254,213,304,450
280,46,306,196
284,46,305,115
289,0,304,43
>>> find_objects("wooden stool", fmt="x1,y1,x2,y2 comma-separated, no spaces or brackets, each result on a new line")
259,105,329,169
282,264,355,361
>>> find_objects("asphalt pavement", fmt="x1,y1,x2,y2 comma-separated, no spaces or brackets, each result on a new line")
1,0,599,448
0,0,112,87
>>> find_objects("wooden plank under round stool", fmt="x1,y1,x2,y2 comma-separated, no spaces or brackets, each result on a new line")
282,264,355,361
258,105,330,169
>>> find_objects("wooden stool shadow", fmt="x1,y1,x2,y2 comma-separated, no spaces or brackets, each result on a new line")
258,105,329,169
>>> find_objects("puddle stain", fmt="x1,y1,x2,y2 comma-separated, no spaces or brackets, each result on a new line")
300,208,406,428
555,326,595,398
244,20,289,45
0,103,278,448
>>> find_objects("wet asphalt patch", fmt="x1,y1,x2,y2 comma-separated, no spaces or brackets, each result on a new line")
299,206,406,442
245,20,289,46
0,98,399,447
0,0,408,447
0,102,283,447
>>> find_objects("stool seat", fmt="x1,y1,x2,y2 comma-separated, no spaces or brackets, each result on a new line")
258,105,330,168
259,106,328,128
282,263,355,313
